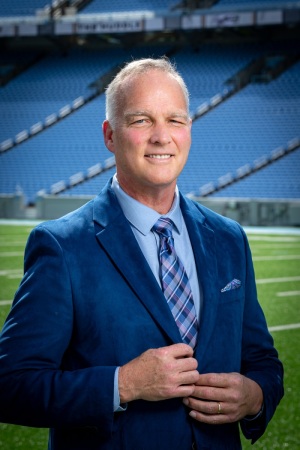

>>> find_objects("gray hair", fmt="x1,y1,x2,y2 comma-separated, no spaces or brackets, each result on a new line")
105,57,190,128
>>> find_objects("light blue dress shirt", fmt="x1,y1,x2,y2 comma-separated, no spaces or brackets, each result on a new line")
111,176,264,423
111,174,201,411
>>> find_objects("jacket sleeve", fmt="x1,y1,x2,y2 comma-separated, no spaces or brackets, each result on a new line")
0,225,116,437
238,226,284,443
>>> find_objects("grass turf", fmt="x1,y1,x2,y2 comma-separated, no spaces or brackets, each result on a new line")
0,224,299,449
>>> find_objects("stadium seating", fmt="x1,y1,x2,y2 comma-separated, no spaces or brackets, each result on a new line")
0,45,171,203
1,0,297,18
0,48,130,143
183,57,300,198
213,0,300,8
80,0,175,14
0,37,299,202
0,0,48,17
67,44,300,200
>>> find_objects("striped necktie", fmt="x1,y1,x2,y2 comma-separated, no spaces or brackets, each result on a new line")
152,217,198,348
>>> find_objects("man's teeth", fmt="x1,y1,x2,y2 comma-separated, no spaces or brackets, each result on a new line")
148,154,171,159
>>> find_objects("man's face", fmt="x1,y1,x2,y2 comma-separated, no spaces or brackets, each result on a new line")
103,69,192,200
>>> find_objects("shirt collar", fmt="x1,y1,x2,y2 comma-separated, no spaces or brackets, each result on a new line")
111,174,183,236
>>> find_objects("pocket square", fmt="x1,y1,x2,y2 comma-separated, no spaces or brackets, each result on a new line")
221,279,241,292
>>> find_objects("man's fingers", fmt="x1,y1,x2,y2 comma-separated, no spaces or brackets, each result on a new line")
183,373,263,424
184,398,225,415
168,342,195,359
158,343,198,374
119,344,199,403
176,355,198,372
195,372,230,387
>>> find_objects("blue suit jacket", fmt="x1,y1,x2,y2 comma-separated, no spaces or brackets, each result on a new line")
0,181,283,449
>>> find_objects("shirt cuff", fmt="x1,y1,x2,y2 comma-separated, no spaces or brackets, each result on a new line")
114,367,127,412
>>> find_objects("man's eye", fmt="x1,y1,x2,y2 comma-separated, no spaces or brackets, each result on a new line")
131,118,148,125
171,119,185,125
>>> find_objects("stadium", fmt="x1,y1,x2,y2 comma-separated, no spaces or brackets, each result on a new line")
0,1,299,449
0,0,299,224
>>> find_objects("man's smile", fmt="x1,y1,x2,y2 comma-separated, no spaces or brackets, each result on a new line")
146,154,173,159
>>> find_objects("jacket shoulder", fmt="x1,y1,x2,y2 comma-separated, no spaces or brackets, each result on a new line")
36,198,95,238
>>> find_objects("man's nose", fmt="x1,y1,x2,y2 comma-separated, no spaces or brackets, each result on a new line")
150,123,171,145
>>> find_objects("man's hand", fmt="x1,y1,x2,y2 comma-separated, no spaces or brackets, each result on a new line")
118,343,199,403
183,372,263,424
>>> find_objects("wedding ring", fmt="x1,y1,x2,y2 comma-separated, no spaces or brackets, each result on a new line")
218,402,222,414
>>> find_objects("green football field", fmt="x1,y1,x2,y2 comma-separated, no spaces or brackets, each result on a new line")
0,223,299,449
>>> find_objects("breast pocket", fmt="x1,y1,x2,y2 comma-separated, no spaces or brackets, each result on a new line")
219,278,243,304
220,288,243,304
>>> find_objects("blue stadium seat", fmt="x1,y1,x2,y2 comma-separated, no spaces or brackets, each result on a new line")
0,0,47,17
80,0,175,14
0,42,299,202
181,57,300,198
213,0,300,8
0,48,130,142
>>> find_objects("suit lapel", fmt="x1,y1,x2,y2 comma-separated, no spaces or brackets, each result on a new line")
93,184,182,345
180,196,220,364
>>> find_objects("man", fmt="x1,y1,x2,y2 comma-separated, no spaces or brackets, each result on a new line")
0,58,283,449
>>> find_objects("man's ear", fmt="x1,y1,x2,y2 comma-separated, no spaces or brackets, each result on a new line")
102,120,115,153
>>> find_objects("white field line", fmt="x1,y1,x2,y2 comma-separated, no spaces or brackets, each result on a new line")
0,242,26,247
269,323,300,332
248,236,300,242
0,269,21,275
0,300,13,306
277,291,300,297
253,239,300,243
253,255,300,261
0,252,23,257
5,274,22,279
256,276,300,284
0,269,23,279
244,227,300,236
252,244,300,249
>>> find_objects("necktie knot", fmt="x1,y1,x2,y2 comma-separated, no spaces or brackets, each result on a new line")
152,217,174,240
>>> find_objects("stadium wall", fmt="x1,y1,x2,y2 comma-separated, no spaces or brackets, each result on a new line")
0,194,299,227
